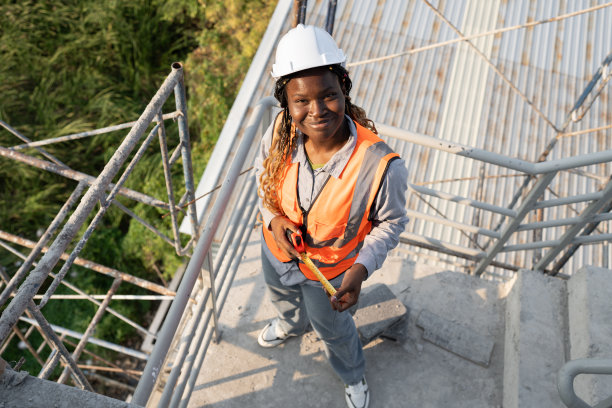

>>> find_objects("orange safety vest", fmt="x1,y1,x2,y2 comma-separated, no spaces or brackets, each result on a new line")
262,118,399,281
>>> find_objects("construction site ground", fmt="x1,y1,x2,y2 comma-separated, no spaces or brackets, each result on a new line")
186,225,509,408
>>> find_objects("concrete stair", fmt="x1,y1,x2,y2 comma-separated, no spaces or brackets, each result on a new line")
497,267,611,408
502,269,567,407
371,261,612,407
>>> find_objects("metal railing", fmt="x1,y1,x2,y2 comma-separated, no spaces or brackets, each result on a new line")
132,96,277,407
558,359,612,408
389,49,612,278
380,123,612,277
137,89,611,405
139,50,612,407
0,63,199,392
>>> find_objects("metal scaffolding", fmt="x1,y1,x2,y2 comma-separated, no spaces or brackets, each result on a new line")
0,62,199,393
0,0,611,407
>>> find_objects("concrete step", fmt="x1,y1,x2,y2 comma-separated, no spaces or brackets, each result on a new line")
387,259,507,407
502,269,567,408
352,283,408,344
567,266,612,407
187,238,510,408
416,309,495,367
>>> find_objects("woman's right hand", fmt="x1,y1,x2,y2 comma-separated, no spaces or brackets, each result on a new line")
269,216,301,260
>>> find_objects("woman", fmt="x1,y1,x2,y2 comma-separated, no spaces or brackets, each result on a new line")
255,24,408,408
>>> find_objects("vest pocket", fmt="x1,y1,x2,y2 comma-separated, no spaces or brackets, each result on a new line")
310,221,347,242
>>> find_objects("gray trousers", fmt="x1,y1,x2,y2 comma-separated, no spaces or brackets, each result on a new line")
261,246,365,385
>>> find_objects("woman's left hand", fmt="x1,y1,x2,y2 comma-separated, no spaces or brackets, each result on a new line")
330,264,368,312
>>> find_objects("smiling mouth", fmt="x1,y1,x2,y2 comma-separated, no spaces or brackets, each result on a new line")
309,120,331,128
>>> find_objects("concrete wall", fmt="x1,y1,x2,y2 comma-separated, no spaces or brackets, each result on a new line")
567,266,612,406
503,269,566,408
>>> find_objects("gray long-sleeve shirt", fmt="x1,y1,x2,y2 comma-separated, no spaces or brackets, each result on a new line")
255,115,409,286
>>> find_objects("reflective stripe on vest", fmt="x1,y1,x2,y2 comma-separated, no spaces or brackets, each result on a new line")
262,119,399,281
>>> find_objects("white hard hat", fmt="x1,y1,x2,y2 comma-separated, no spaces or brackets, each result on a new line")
271,24,346,79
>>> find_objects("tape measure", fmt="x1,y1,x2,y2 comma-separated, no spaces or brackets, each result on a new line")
286,229,337,297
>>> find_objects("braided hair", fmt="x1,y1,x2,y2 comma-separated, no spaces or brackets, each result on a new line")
258,64,377,213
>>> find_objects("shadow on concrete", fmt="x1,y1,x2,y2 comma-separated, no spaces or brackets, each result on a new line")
188,229,508,408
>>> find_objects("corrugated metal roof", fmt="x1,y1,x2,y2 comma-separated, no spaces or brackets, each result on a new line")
213,0,612,278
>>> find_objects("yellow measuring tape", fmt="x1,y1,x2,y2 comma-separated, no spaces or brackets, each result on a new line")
287,229,337,297
300,252,337,297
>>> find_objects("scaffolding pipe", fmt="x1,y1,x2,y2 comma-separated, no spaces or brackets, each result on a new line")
405,208,501,238
379,124,612,175
0,181,87,309
0,146,171,210
176,318,215,408
0,119,67,167
212,174,258,274
551,200,612,274
29,294,173,300
111,200,177,248
10,112,181,150
472,172,557,276
502,240,561,252
0,236,155,337
63,337,140,382
19,316,149,360
533,192,605,209
9,325,45,366
518,213,612,231
215,202,259,317
57,278,122,384
536,179,612,272
173,66,199,241
157,283,211,408
408,183,517,217
132,96,278,406
167,307,214,408
1,268,56,363
39,121,163,307
164,178,259,406
572,233,612,245
178,208,260,408
0,64,183,343
29,304,93,390
157,112,182,255
0,230,174,297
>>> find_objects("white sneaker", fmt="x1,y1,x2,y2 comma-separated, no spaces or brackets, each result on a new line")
257,319,295,348
345,377,370,408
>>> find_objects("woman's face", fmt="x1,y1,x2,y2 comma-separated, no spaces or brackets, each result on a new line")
285,67,346,143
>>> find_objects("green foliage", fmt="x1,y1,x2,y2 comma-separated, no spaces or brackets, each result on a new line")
0,0,202,254
0,0,275,383
185,0,276,175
